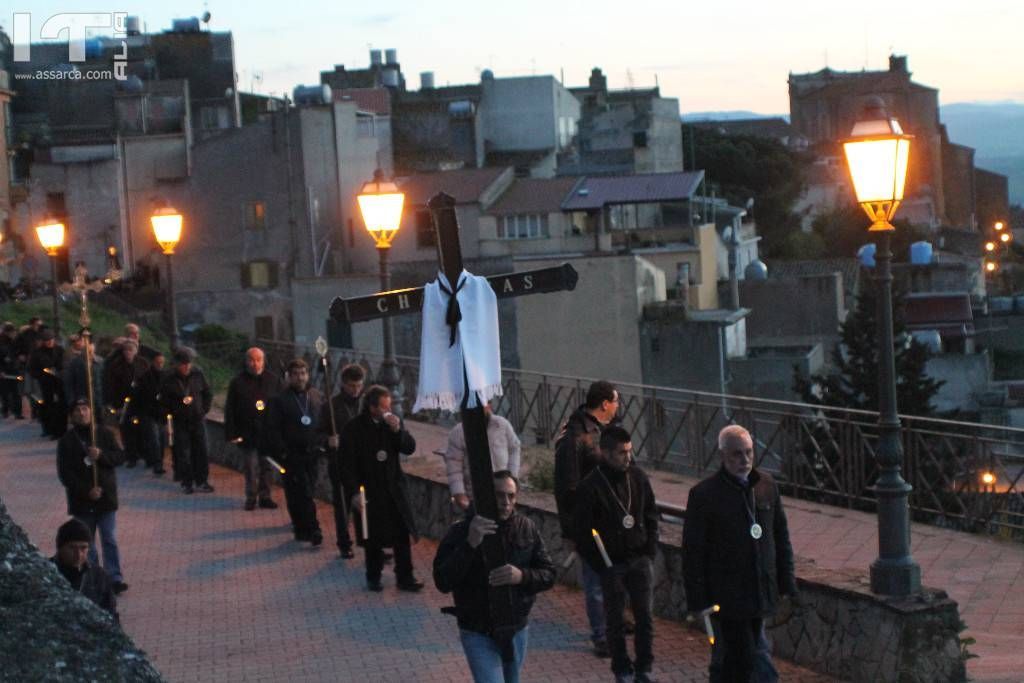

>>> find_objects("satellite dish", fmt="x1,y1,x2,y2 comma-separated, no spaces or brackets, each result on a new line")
201,11,211,23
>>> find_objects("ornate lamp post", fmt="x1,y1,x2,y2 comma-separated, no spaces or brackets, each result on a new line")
151,204,183,351
357,169,405,406
35,218,66,338
843,97,921,596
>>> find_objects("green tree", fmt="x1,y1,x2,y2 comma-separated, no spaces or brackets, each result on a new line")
794,277,944,417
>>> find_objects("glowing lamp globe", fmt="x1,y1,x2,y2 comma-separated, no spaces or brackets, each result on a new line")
357,170,405,248
151,206,183,254
985,241,996,252
35,219,66,256
843,97,912,232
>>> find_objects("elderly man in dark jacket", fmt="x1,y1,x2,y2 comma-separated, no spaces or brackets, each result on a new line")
225,347,283,510
340,384,421,592
51,518,118,619
57,399,128,594
130,351,165,474
321,362,366,558
554,379,619,656
682,424,797,683
434,470,555,683
267,358,326,545
160,349,213,494
102,339,149,467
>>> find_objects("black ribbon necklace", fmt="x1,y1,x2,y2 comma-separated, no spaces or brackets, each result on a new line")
437,273,466,347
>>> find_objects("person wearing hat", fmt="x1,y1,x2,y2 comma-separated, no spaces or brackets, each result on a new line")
160,348,213,494
51,518,118,619
0,322,23,419
56,398,128,595
29,327,66,438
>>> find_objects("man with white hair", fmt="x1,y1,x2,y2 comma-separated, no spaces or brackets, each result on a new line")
682,424,798,683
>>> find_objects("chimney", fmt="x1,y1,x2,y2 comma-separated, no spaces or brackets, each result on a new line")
588,67,607,93
888,54,908,74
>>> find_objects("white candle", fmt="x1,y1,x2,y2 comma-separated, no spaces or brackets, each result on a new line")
591,528,612,568
700,604,720,645
264,456,286,474
360,486,369,538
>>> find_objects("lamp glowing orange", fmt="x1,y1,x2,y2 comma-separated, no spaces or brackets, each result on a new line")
357,169,405,248
151,206,183,255
843,98,912,233
35,219,66,256
981,471,996,486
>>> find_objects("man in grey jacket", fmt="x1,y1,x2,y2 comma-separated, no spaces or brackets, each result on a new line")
444,403,521,511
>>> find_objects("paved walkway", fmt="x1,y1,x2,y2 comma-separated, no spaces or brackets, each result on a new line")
0,418,832,683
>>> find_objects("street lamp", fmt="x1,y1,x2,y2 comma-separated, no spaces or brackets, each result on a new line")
35,218,66,338
843,97,921,596
357,169,405,405
151,204,183,351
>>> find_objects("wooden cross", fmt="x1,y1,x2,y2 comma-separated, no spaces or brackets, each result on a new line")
330,192,578,640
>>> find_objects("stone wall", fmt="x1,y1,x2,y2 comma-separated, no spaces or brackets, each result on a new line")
205,419,967,683
0,499,163,682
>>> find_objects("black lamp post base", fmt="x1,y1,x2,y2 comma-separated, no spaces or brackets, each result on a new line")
870,558,922,596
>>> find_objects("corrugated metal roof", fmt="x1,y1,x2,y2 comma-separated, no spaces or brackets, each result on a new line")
488,177,581,215
560,171,704,210
397,167,509,206
904,292,974,326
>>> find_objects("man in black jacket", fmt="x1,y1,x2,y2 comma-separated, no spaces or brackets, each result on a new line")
267,358,326,545
102,339,149,467
160,349,213,494
682,425,797,683
576,426,659,683
29,328,65,438
434,470,555,683
340,384,422,592
0,322,23,418
554,379,619,656
321,362,365,558
130,351,165,474
51,518,118,619
56,399,128,594
225,347,283,510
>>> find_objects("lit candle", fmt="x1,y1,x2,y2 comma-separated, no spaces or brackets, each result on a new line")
561,551,577,570
591,528,612,568
360,485,369,538
700,604,720,645
264,456,286,474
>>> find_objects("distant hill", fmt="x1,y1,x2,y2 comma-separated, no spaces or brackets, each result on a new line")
941,102,1024,204
681,111,787,122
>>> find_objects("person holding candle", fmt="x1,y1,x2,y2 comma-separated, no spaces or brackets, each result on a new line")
321,363,366,559
575,426,659,683
160,349,213,494
682,424,798,683
225,347,283,511
339,385,422,593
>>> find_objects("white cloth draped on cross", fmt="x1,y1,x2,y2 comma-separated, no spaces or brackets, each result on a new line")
413,269,502,412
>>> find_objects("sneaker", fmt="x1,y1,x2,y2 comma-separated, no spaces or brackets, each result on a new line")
396,578,425,592
310,531,323,547
366,578,384,592
258,498,278,509
112,581,129,595
593,639,611,658
181,483,194,494
196,482,214,493
340,547,355,559
244,499,257,511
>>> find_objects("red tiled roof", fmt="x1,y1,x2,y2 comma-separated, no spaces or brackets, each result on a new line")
333,88,391,115
560,171,704,210
488,177,581,215
397,167,509,206
904,292,973,327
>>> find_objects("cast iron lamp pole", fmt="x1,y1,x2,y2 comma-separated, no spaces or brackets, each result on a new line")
357,169,406,411
35,219,66,338
151,205,183,351
843,97,921,596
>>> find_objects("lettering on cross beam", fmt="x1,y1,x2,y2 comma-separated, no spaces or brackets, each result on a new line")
375,291,415,313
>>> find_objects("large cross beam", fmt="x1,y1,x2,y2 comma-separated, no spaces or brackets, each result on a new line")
329,192,578,640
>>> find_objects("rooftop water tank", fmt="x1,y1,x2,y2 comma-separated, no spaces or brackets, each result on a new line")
171,17,201,32
126,16,141,35
744,260,768,281
910,241,933,265
385,49,398,65
292,84,332,106
381,68,399,88
369,49,382,66
910,330,942,353
857,243,876,268
420,71,435,90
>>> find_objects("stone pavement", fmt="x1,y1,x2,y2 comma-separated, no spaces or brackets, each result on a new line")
406,422,1024,683
0,418,833,683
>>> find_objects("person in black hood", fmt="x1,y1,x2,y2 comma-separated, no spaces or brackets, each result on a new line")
51,518,118,619
576,426,659,683
320,362,366,558
683,425,798,683
267,358,326,545
434,470,555,683
160,349,213,494
56,398,128,595
554,379,619,657
225,347,283,510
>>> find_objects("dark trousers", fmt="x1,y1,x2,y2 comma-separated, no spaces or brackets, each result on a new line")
282,454,320,537
40,382,66,436
710,617,765,683
365,526,413,583
136,417,162,469
1,378,21,417
172,422,209,486
327,455,353,550
120,418,139,464
241,447,273,503
599,555,654,676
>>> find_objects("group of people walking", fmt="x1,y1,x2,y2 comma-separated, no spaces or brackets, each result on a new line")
17,317,799,683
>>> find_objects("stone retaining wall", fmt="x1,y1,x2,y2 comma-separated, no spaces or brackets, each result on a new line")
206,420,967,683
0,499,163,682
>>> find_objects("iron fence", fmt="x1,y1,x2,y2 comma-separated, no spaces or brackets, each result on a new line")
257,339,1024,540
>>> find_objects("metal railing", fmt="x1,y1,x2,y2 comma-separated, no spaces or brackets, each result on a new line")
257,339,1024,540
